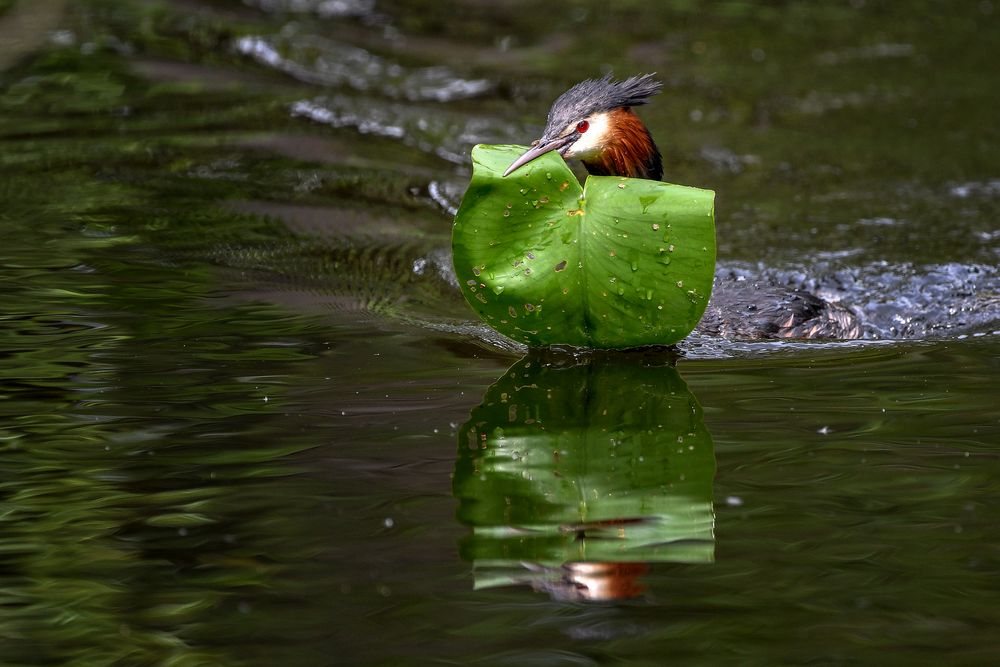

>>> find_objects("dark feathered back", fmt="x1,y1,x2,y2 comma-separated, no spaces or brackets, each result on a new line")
541,73,663,140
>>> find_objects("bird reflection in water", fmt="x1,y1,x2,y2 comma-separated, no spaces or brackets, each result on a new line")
522,561,649,602
453,350,715,601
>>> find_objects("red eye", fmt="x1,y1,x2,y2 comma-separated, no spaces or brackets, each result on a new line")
576,120,589,133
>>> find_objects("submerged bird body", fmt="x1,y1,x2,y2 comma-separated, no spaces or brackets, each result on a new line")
505,74,861,340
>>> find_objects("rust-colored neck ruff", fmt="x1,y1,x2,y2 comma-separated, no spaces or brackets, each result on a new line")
582,108,663,181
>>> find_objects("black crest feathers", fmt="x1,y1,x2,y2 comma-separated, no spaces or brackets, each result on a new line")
541,73,663,140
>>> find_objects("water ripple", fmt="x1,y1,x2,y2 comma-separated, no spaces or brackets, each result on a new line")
950,179,1000,199
234,33,491,101
715,261,1000,340
290,96,521,164
243,0,376,18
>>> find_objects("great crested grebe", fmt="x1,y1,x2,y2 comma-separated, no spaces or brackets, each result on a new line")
503,74,860,340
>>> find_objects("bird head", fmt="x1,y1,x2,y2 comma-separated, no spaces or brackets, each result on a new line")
503,73,663,179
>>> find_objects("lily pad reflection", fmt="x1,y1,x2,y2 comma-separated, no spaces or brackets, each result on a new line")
454,352,715,600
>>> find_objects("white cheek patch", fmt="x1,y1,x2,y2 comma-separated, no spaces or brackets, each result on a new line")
563,112,611,160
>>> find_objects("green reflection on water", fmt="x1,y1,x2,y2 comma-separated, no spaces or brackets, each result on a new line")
0,176,331,664
455,352,715,599
0,29,336,665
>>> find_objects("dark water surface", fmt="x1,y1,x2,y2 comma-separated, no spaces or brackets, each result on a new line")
2,1,999,665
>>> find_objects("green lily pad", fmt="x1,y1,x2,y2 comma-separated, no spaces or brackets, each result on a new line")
452,144,716,348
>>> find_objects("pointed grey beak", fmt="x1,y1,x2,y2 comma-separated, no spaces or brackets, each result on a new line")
502,135,574,177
